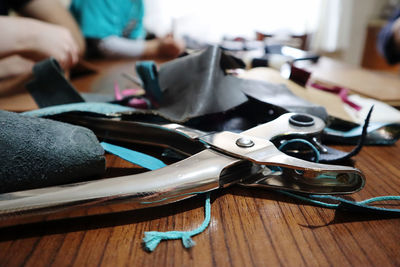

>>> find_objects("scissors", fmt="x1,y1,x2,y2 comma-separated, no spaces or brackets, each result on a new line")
0,112,364,227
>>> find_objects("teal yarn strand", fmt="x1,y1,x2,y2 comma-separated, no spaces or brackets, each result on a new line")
143,192,212,252
278,138,321,163
99,141,212,251
311,194,400,212
357,195,400,205
278,190,339,208
100,142,166,170
279,191,400,213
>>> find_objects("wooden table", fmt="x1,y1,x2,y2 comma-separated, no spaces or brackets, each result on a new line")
308,57,400,106
0,59,400,267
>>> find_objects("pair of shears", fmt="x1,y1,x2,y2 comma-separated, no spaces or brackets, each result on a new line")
0,112,364,227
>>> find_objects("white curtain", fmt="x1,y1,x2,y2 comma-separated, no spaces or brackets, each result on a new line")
311,0,353,52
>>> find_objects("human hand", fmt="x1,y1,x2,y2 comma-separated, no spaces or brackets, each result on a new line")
155,35,185,58
27,20,80,69
0,55,34,79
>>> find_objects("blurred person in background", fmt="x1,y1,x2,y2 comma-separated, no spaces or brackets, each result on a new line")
0,0,85,95
70,0,185,59
378,7,400,65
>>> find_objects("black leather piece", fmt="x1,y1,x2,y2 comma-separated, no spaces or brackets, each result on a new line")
153,46,327,122
0,110,105,193
183,98,285,132
323,121,400,146
157,46,248,122
240,80,328,121
118,97,285,132
26,58,85,108
318,107,372,163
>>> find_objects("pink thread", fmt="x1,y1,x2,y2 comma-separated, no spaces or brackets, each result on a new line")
310,83,362,111
114,82,123,101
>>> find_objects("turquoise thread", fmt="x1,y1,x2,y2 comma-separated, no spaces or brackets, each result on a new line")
143,192,212,251
277,139,400,213
310,194,400,212
278,190,339,208
135,61,162,104
278,138,320,163
357,195,400,205
100,142,212,251
100,142,166,170
278,191,400,213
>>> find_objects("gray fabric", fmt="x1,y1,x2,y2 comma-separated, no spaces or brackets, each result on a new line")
157,46,248,122
156,46,327,122
240,80,328,121
0,110,105,193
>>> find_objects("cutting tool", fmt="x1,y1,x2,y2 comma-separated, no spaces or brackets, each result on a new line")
0,112,364,227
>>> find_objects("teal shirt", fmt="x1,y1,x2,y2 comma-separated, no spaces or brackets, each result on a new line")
70,0,145,40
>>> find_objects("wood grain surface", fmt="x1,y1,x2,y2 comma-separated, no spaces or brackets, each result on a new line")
0,59,399,267
0,145,399,267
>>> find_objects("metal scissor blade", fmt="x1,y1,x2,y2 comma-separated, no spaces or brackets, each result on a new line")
201,131,365,194
55,112,365,194
0,149,240,227
237,147,365,194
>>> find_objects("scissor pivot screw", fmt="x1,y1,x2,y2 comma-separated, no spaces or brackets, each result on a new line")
236,137,254,148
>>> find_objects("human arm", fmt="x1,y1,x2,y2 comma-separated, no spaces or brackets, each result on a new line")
0,16,79,69
0,55,34,80
95,35,185,59
17,0,86,57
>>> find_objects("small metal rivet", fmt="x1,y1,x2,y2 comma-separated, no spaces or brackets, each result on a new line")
236,137,254,148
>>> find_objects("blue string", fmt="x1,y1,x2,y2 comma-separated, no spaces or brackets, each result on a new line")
279,190,400,212
142,192,212,251
104,133,400,253
278,190,339,208
278,138,321,163
135,61,162,105
100,141,212,251
310,194,400,213
100,142,166,170
276,139,400,213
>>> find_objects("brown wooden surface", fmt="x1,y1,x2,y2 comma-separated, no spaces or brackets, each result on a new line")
0,59,400,267
309,57,400,106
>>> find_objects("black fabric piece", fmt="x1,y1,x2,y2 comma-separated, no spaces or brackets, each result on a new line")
26,58,85,108
0,110,105,193
318,107,373,163
323,117,400,146
183,98,284,132
153,46,327,122
240,80,327,121
118,97,285,132
156,46,248,122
